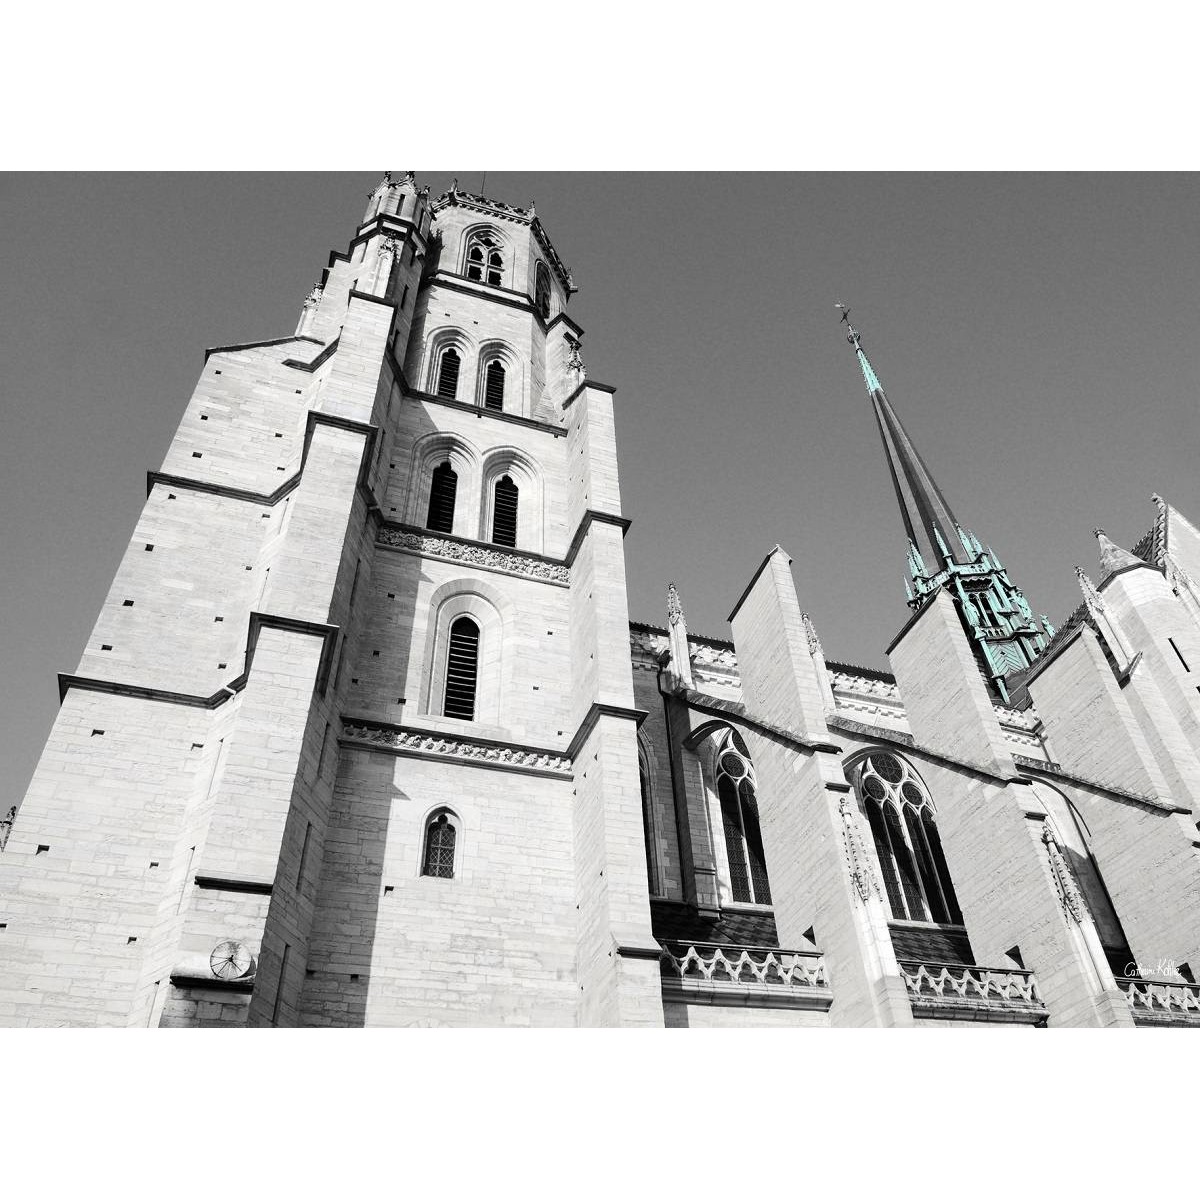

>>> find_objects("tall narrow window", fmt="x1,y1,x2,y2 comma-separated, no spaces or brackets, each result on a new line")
465,232,503,286
640,758,659,895
426,462,457,534
436,348,460,398
491,476,519,547
853,753,962,925
422,812,457,878
484,361,505,410
715,731,771,904
443,617,480,719
535,262,551,318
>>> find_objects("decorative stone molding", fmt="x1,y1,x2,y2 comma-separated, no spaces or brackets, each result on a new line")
839,796,879,902
899,961,1047,1023
342,723,572,775
377,525,569,584
802,612,823,658
1119,977,1200,1025
1042,823,1087,924
667,582,684,627
659,940,830,1009
0,804,15,851
829,669,902,702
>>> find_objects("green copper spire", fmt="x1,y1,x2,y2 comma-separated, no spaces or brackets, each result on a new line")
836,304,1053,702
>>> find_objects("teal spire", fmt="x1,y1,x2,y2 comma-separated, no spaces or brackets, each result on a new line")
836,303,1053,702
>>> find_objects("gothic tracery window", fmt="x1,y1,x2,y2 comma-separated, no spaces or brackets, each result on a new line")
715,730,771,905
465,232,503,287
854,752,962,925
422,811,457,878
426,461,458,534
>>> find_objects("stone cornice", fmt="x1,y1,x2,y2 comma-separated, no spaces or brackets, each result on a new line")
678,688,840,756
562,378,619,409
282,337,339,372
376,524,570,586
726,545,790,625
563,510,632,568
564,702,648,762
341,720,572,778
203,335,323,363
1012,756,1187,815
58,612,338,707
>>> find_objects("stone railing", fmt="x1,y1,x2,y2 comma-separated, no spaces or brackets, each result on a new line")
659,941,831,1011
1118,977,1200,1026
899,960,1048,1025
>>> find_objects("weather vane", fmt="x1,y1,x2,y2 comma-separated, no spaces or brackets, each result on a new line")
835,301,863,351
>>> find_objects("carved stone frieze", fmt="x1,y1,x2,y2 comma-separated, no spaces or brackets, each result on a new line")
377,526,569,584
343,723,572,774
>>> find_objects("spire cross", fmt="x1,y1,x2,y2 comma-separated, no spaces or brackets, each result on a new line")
835,301,863,351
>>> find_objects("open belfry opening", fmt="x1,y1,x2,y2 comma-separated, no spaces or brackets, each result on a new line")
2,174,1199,1030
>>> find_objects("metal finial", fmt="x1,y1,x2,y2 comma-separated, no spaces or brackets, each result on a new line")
835,301,863,350
1093,527,1105,539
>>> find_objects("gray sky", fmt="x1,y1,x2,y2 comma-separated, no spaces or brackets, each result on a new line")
3,171,1200,809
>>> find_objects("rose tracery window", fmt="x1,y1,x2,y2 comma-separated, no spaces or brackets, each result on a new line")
854,752,962,925
715,730,771,905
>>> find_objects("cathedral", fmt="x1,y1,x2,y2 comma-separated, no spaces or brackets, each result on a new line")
3,173,1200,1028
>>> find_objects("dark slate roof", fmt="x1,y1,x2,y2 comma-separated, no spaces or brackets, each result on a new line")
650,899,781,948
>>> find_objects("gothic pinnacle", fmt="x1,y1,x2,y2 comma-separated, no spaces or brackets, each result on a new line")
1094,528,1147,576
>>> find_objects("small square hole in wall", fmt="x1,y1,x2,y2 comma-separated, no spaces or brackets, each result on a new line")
261,513,270,520
383,886,394,896
372,650,380,657
305,968,315,977
127,936,137,944
351,678,359,685
149,861,159,868
214,616,224,623
200,414,208,421
214,369,222,375
274,432,283,438
244,565,252,571
350,974,360,982
277,466,285,471
145,544,154,551
192,452,203,458
167,494,176,500
191,742,203,750
217,662,227,669
389,507,396,512
0,924,7,931
122,599,134,606
387,593,395,600
90,729,104,737
101,644,112,651
36,845,49,855
295,389,302,395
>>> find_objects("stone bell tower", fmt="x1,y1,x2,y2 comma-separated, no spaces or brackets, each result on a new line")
0,174,660,1027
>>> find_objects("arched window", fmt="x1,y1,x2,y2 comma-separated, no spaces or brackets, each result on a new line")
484,361,505,411
422,810,457,878
854,752,962,925
534,261,551,319
465,231,503,287
443,616,480,720
715,730,771,904
426,461,458,534
491,476,519,547
436,348,460,399
639,752,660,896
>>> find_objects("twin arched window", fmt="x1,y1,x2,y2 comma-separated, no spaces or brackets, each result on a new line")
422,810,458,878
715,730,771,905
431,344,510,413
465,231,503,287
853,752,962,925
443,616,480,720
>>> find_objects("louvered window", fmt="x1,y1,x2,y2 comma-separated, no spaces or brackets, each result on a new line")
715,733,771,904
854,753,963,925
436,348,460,398
484,361,505,411
426,462,457,534
422,812,457,878
535,262,551,318
466,233,503,287
443,616,480,720
491,476,519,547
